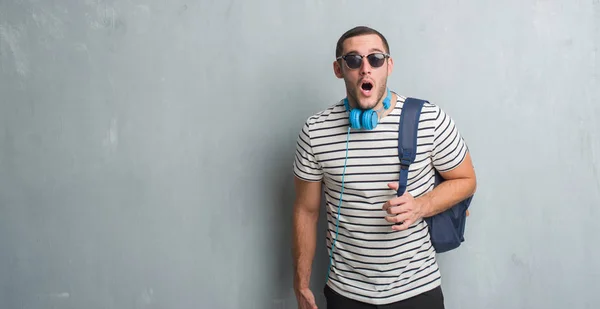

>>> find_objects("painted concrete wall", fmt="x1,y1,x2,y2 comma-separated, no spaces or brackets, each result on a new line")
1,0,598,308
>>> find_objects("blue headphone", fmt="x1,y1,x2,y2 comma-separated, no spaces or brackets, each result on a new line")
343,88,392,130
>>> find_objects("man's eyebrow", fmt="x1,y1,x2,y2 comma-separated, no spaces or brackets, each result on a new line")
343,50,359,55
342,48,386,55
369,48,385,53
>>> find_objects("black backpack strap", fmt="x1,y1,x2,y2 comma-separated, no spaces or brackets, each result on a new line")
397,97,427,197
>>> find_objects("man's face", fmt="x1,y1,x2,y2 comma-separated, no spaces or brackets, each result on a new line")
334,34,394,110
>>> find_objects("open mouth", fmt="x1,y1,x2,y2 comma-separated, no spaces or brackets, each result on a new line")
360,81,374,95
361,82,373,91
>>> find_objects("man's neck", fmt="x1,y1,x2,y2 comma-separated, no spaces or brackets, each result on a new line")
381,92,397,118
345,91,397,119
349,91,396,109
363,92,396,119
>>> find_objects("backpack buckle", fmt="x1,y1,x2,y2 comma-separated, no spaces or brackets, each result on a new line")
400,157,412,170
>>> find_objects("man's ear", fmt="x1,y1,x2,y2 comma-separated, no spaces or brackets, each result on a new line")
333,60,343,79
387,57,394,76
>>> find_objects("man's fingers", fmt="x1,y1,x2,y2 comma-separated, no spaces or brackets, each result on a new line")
385,212,410,224
387,182,399,191
382,196,408,211
392,219,412,231
385,204,408,215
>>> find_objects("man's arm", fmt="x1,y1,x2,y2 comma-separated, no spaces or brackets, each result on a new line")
417,151,477,218
291,176,322,290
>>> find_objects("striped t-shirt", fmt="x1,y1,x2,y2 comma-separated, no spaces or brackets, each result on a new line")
292,92,468,305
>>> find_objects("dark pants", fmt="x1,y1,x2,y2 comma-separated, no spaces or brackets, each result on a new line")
324,285,445,309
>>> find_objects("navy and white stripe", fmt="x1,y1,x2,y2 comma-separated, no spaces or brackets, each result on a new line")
293,93,468,305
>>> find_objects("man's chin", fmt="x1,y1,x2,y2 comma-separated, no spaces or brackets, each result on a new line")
356,100,378,110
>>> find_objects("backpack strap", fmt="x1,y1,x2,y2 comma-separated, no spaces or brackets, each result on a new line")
397,97,427,197
397,97,474,253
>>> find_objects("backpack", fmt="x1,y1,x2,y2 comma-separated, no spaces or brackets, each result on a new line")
396,97,474,253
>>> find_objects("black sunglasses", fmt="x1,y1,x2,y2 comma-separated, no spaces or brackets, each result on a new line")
337,52,390,69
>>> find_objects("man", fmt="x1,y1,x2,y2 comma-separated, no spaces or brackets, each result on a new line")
291,26,477,309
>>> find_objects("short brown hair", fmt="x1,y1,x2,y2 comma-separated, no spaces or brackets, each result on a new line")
335,26,390,58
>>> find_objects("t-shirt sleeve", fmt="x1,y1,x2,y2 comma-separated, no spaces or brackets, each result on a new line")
293,119,323,182
431,105,469,172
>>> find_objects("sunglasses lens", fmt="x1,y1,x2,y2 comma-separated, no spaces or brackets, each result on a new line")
367,53,386,67
345,55,362,69
342,53,387,69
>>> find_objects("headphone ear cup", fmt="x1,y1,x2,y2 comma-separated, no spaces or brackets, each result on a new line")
349,109,363,129
361,110,379,130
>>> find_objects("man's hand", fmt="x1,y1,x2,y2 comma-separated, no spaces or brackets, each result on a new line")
383,153,477,229
382,182,427,231
295,287,318,309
